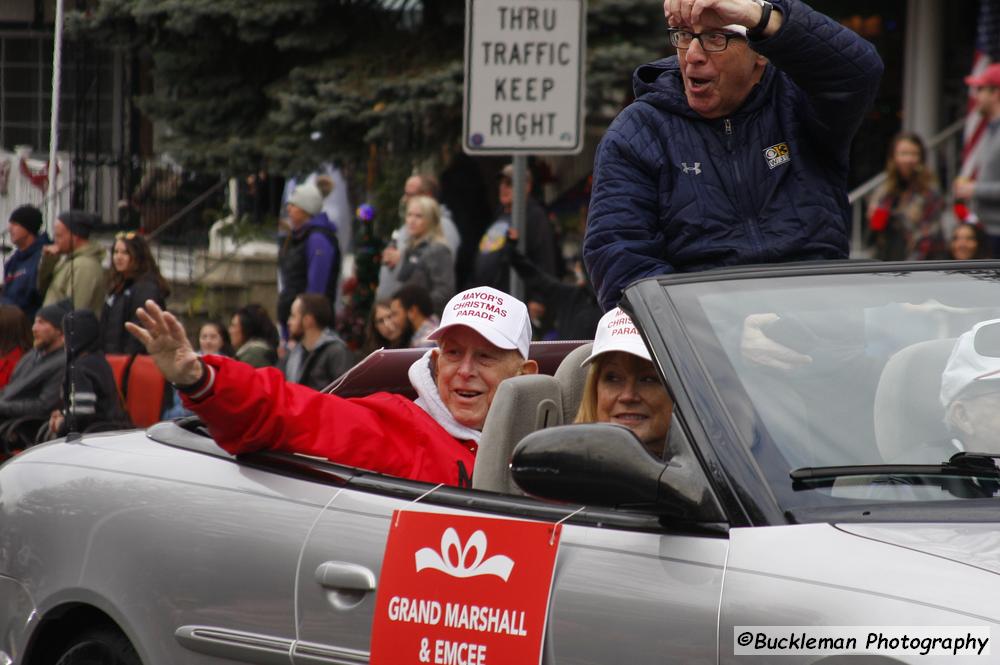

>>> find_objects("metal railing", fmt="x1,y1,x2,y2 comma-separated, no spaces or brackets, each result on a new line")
847,118,967,257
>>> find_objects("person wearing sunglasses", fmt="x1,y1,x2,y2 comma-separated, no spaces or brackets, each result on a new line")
584,0,883,312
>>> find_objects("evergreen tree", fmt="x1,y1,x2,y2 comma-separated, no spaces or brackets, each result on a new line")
73,0,664,178
73,0,665,339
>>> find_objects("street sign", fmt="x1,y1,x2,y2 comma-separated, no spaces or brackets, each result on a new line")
463,0,586,155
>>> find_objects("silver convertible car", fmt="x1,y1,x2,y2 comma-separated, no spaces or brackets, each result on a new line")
4,261,1000,665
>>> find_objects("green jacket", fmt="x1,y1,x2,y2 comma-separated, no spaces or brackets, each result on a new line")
38,242,107,317
235,338,277,368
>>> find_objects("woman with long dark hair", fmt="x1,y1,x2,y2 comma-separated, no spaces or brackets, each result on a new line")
229,304,279,368
361,298,412,356
867,132,946,261
102,232,171,354
0,304,32,389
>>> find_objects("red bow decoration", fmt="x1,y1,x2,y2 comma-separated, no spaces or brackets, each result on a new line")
19,157,60,193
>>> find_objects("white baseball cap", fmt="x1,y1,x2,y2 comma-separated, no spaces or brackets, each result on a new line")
582,307,651,366
940,318,1000,407
427,287,531,358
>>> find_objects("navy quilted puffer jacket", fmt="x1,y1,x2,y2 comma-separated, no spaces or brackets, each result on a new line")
584,0,883,311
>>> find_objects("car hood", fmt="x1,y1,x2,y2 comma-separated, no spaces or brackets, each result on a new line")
836,523,1000,575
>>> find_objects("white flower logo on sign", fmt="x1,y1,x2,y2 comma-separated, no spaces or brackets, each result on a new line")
414,528,514,581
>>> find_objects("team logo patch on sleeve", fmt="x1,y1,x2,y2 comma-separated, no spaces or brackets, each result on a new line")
763,142,790,169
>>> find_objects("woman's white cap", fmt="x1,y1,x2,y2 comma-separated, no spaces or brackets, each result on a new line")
582,307,651,366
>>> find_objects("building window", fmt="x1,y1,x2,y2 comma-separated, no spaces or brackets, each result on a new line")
0,30,114,154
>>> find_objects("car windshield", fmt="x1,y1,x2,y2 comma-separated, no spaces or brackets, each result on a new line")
667,268,1000,511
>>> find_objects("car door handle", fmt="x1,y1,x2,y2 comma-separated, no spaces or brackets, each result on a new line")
314,561,376,611
315,561,376,592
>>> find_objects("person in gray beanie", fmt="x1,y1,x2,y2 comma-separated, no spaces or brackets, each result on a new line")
278,179,340,341
2,204,49,320
37,210,107,317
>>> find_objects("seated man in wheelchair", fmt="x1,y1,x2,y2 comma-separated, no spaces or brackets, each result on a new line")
0,303,68,450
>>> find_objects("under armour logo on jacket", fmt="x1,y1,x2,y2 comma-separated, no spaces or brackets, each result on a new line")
681,162,702,175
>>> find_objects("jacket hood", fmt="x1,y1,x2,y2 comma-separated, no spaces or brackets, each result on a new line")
70,240,107,261
408,349,482,444
64,309,102,358
287,328,345,364
633,55,775,119
20,232,51,257
314,327,345,350
296,212,338,237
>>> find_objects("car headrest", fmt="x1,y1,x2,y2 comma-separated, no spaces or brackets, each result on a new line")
554,342,593,424
472,374,562,494
874,338,956,463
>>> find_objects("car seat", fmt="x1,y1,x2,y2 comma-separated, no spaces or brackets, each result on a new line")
472,374,563,494
553,342,592,424
106,354,130,394
873,338,956,463
106,353,166,428
124,354,167,427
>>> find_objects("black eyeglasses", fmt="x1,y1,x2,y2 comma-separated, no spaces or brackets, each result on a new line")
667,28,745,52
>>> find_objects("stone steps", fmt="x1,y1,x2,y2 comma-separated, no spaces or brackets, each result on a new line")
148,243,279,322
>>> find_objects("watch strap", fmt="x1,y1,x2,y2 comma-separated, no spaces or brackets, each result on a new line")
748,0,773,38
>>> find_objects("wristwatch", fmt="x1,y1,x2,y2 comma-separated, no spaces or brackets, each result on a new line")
748,0,773,38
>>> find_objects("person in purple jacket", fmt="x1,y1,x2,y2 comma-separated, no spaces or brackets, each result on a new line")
277,179,341,339
584,0,883,311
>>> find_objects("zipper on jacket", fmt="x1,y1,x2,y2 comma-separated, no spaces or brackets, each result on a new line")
723,117,764,256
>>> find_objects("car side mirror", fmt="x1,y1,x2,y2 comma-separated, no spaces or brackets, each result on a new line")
510,423,724,522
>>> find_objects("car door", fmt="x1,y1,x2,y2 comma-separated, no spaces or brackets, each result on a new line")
293,477,727,665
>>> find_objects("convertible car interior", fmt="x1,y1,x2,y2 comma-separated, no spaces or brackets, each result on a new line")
155,340,603,498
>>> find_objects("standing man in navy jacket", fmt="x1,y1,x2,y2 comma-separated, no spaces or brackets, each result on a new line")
584,0,883,311
2,205,49,320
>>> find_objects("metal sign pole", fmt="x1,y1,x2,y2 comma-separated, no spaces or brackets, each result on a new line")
46,0,65,231
510,154,527,302
463,0,587,306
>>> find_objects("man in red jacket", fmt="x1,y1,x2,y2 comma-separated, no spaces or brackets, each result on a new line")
126,286,537,487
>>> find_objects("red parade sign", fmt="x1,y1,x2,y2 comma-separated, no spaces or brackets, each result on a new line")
370,511,562,665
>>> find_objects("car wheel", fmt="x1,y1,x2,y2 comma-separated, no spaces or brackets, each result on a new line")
54,628,140,665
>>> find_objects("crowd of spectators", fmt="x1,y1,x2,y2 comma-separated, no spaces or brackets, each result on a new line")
0,5,995,461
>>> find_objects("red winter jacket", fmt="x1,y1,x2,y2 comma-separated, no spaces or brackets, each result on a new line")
183,355,476,487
